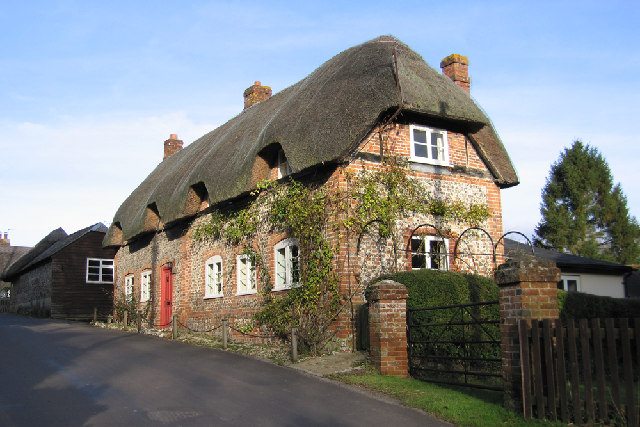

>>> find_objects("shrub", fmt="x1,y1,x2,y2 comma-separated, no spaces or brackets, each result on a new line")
560,290,640,320
374,268,498,310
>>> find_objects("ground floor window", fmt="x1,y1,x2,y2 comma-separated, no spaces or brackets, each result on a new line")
274,238,300,290
140,270,151,302
237,254,257,295
124,274,134,299
559,274,581,292
205,255,223,298
411,235,449,270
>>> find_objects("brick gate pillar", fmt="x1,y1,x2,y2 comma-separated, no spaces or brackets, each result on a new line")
495,257,560,410
367,280,408,377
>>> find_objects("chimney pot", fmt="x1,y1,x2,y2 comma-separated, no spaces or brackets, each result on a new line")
244,81,272,109
164,133,183,160
440,54,470,96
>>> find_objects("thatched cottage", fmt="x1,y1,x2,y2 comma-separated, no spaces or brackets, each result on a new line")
103,36,518,349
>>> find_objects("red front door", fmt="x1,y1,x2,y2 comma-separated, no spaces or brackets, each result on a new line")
160,266,173,327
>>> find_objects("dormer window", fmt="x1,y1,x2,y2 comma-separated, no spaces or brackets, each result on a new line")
409,125,449,166
277,149,291,179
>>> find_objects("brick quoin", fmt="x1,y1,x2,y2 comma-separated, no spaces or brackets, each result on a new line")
495,257,560,411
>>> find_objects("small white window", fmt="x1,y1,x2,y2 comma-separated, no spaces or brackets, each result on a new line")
140,270,151,302
409,124,449,166
86,258,114,284
205,255,224,298
411,236,449,270
274,238,300,290
237,254,257,295
277,149,291,179
560,275,581,292
124,274,134,299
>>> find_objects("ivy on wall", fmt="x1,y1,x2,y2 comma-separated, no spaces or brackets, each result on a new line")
191,152,491,352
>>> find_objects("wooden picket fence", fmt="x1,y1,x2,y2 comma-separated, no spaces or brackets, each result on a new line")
519,318,639,426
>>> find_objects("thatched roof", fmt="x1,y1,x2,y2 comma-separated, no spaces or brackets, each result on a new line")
105,35,518,245
2,223,107,281
0,245,32,288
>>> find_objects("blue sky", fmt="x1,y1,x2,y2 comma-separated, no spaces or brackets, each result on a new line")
1,1,639,248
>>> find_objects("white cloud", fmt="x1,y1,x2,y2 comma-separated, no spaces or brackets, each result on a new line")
0,110,231,246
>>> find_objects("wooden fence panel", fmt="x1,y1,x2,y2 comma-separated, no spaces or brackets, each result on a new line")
605,318,621,411
542,320,556,420
520,318,638,426
554,319,569,423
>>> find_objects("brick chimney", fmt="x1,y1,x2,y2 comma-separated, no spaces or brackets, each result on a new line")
243,81,272,109
163,133,183,160
0,232,9,247
440,54,470,95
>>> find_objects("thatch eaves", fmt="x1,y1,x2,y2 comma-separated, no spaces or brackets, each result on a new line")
105,35,518,245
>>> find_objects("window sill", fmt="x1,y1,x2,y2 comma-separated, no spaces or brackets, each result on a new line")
236,290,258,296
409,156,450,167
204,295,223,300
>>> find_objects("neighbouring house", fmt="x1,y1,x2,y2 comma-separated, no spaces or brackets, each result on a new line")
103,36,519,349
2,223,117,319
0,233,32,312
504,238,636,298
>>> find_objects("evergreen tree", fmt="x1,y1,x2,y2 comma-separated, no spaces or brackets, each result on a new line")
534,140,640,264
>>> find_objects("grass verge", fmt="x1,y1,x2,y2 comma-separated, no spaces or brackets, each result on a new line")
331,365,564,427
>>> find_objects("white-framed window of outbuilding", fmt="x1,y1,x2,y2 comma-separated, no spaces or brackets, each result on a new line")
86,258,114,284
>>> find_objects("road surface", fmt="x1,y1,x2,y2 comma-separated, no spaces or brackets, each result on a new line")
0,314,448,426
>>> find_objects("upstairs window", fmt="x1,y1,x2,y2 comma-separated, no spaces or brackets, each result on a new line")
409,125,449,166
274,239,300,290
124,275,134,299
87,258,114,284
140,270,151,302
277,149,291,179
411,236,449,270
237,254,257,295
205,255,223,298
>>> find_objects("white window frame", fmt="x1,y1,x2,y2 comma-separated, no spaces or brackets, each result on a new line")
410,235,449,271
409,124,449,166
140,270,151,302
236,254,257,295
560,274,581,292
86,258,114,284
124,274,134,299
277,149,292,179
205,255,224,298
274,238,300,291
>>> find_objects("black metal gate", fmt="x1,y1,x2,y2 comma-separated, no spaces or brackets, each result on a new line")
407,300,502,391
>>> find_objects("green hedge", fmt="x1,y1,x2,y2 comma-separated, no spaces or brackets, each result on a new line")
373,268,499,309
559,289,640,320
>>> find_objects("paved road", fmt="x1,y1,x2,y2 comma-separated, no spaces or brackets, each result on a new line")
0,314,448,426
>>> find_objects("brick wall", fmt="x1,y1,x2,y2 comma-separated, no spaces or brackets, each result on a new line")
113,118,506,350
